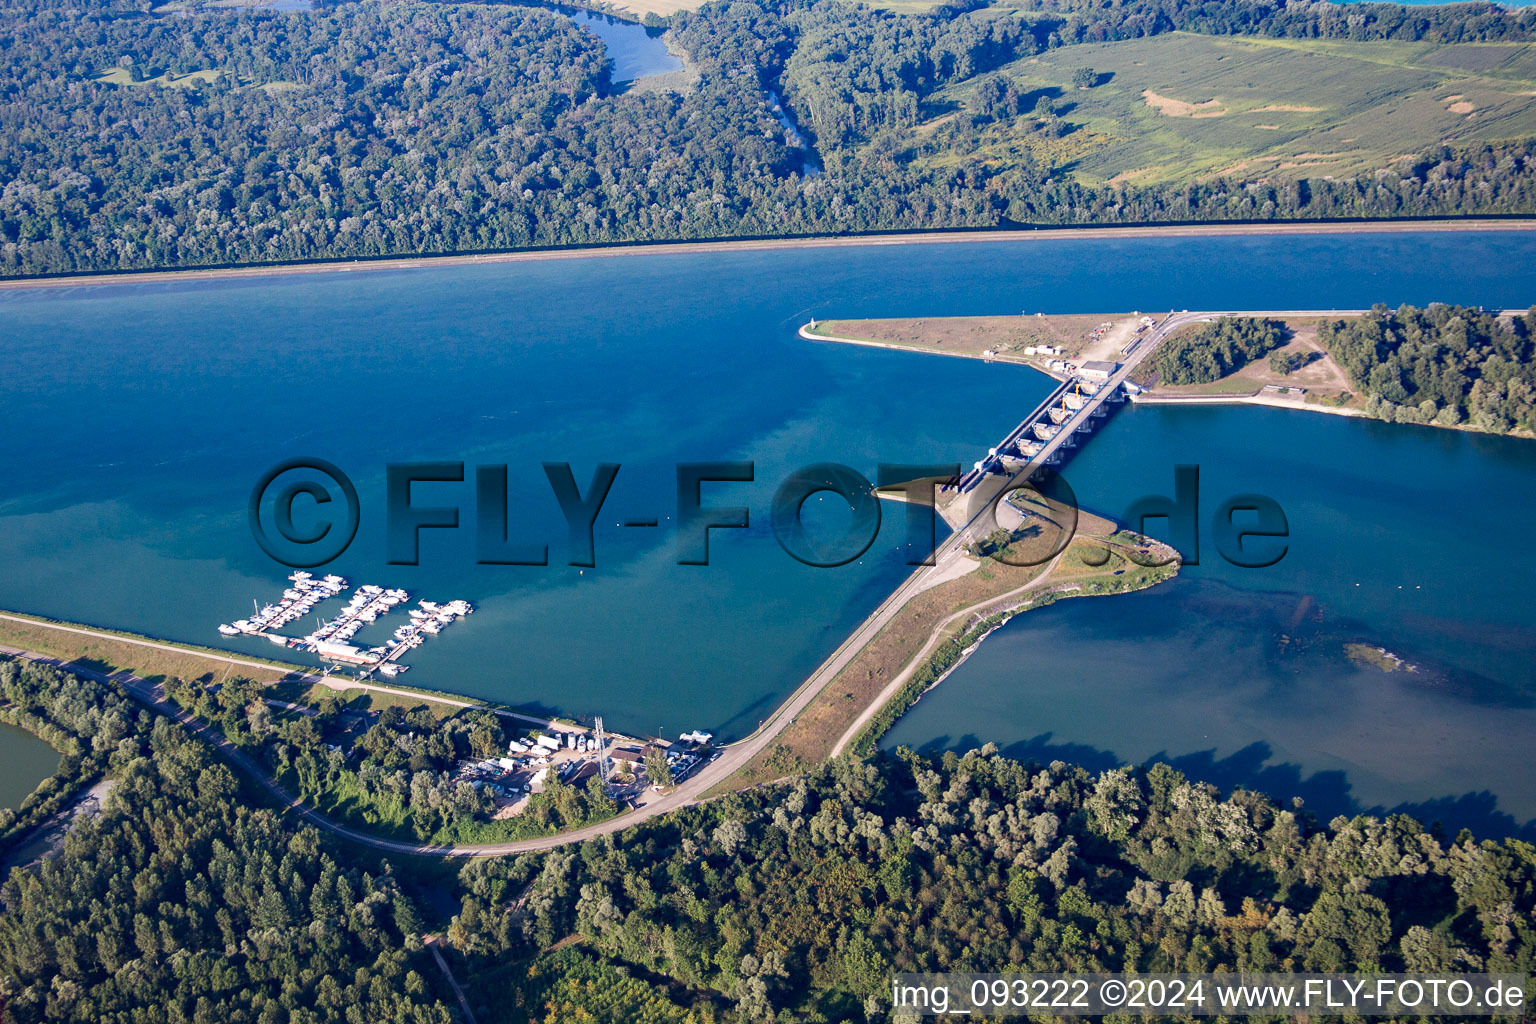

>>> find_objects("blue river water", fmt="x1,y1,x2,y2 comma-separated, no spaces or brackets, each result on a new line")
884,400,1536,836
1,229,1534,835
549,4,681,85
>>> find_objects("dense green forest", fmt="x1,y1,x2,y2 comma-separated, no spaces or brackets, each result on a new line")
1148,316,1288,384
4,657,1536,1022
0,659,141,847
164,676,619,842
3,0,1536,276
1033,0,1535,44
1320,304,1536,432
0,660,454,1024
446,749,1536,1022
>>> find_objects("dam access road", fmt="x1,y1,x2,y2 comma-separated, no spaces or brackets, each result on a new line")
1,308,1369,856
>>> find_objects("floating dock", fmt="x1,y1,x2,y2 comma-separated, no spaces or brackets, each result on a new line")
218,574,471,677
219,571,347,638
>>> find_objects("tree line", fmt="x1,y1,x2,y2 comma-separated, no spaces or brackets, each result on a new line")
1029,0,1534,47
446,747,1536,1022
1320,304,1536,432
0,660,453,1024
0,657,140,848
5,0,1536,276
1149,316,1288,384
163,675,618,843
3,657,1534,1023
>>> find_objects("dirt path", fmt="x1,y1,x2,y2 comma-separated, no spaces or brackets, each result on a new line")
828,548,1070,757
0,612,609,740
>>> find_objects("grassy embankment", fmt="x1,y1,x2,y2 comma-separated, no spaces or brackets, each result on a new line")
0,611,625,841
721,506,1180,791
812,312,1367,410
805,311,1133,369
911,32,1536,187
0,609,480,720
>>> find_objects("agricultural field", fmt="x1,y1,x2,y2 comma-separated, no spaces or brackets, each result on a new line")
599,0,704,18
923,32,1536,185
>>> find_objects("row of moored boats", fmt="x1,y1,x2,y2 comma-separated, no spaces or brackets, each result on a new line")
218,572,348,637
217,572,472,677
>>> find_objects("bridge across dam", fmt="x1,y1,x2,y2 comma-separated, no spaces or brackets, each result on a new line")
949,312,1181,496
942,310,1207,545
951,376,1075,492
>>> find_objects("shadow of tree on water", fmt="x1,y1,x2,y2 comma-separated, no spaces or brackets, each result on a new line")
902,732,1536,843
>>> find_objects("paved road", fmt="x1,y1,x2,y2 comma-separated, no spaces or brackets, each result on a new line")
0,639,800,855
0,612,622,742
0,307,1360,855
0,318,1191,856
815,311,1211,754
827,549,1069,757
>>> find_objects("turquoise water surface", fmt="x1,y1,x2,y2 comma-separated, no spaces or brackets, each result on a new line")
2,229,1534,834
0,722,59,813
885,401,1536,837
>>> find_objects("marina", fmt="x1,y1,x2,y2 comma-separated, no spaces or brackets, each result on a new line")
6,229,1536,829
219,572,472,678
450,718,720,811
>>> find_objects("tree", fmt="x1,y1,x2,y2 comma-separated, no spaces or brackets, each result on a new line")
1269,349,1310,375
1072,67,1096,89
1152,317,1288,385
713,818,748,856
645,746,674,787
1318,305,1536,434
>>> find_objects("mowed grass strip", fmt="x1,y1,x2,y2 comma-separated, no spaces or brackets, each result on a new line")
810,312,1121,360
0,612,487,721
0,611,310,686
721,509,1137,790
921,33,1536,186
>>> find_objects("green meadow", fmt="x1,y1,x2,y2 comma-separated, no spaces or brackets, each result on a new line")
93,67,225,89
926,32,1536,185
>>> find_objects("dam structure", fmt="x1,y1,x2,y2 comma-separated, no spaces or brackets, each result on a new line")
947,309,1210,498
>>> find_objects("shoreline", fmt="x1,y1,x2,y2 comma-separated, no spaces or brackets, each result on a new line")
805,312,1535,434
799,322,1045,368
1128,391,1368,417
3,218,1534,292
803,319,1374,422
0,610,625,742
836,563,1176,759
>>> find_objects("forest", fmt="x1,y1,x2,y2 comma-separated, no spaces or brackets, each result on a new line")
0,658,142,848
1320,304,1536,432
0,660,454,1024
449,749,1536,1022
1031,0,1536,45
3,0,1536,275
1148,316,1288,385
163,676,619,842
3,656,1536,1022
